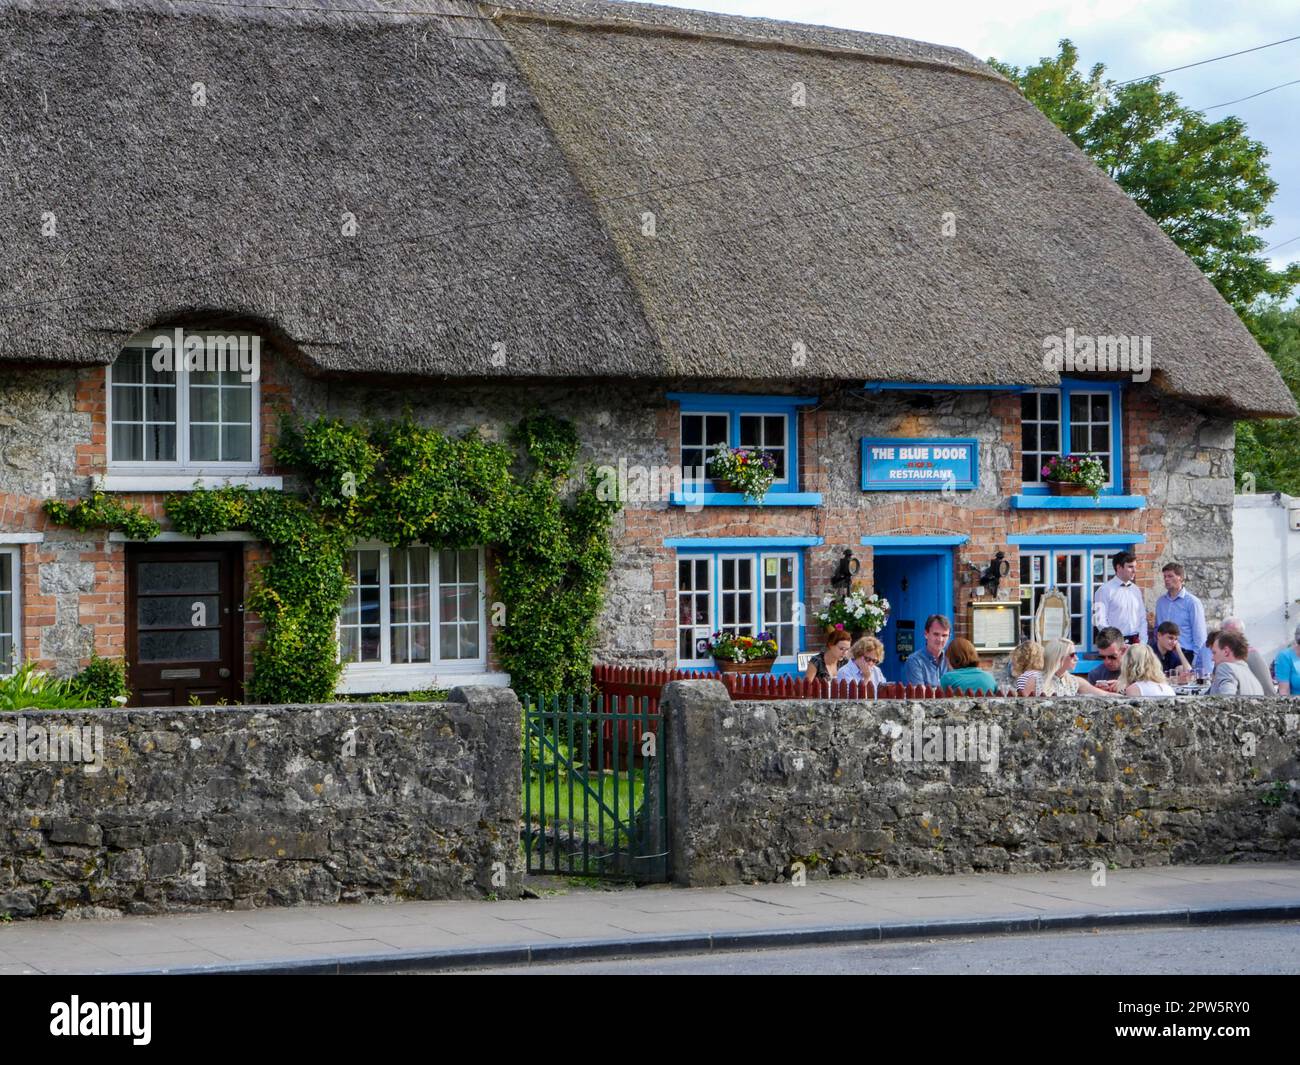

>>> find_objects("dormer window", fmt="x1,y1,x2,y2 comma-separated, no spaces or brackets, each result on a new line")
107,330,260,472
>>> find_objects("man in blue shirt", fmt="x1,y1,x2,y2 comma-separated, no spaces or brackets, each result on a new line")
1274,624,1300,695
1154,562,1210,675
903,614,950,687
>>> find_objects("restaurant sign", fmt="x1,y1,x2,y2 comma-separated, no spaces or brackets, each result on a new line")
860,438,978,491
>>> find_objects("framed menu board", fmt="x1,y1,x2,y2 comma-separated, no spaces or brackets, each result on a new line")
969,601,1020,653
1035,588,1071,644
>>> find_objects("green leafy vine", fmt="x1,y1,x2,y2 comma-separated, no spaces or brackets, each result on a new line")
45,414,619,702
43,491,160,540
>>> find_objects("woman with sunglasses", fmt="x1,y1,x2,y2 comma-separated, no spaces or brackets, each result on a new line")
839,635,887,688
1040,638,1116,697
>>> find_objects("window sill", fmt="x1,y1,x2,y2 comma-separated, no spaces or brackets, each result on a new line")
675,662,803,677
668,491,823,507
97,474,283,492
1010,494,1146,510
336,666,508,695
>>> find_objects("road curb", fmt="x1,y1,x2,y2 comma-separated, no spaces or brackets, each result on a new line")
115,900,1300,974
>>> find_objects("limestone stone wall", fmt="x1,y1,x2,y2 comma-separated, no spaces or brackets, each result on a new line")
0,687,522,919
660,681,1300,885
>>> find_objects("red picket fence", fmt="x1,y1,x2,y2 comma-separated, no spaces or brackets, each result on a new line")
588,663,1019,769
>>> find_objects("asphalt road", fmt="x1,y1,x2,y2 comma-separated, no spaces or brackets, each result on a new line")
442,921,1300,975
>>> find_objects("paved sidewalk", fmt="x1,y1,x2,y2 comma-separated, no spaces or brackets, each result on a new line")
3,862,1299,974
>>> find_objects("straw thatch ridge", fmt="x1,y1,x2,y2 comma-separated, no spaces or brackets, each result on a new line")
0,0,1292,416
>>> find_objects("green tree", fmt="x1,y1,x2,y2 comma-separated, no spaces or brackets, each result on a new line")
1237,301,1300,494
989,40,1300,311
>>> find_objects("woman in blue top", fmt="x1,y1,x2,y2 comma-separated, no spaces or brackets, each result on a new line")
938,637,998,693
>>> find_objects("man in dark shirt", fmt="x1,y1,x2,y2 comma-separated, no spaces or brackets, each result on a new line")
1086,627,1124,690
1150,621,1191,676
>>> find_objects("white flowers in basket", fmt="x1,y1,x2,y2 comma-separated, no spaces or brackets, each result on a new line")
815,590,890,633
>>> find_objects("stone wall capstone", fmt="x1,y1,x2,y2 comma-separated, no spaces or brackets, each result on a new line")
0,686,523,919
661,681,1300,885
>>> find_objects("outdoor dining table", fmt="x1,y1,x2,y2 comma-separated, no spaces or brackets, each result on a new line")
1173,683,1211,695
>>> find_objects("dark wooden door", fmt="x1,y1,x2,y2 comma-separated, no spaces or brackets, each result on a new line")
126,545,243,706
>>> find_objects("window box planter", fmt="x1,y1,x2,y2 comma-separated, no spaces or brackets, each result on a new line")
1047,480,1095,497
713,656,776,675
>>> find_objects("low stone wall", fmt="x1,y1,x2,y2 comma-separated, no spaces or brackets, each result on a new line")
661,681,1300,885
0,687,522,918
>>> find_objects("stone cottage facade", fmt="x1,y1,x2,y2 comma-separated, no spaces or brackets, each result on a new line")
0,0,1292,700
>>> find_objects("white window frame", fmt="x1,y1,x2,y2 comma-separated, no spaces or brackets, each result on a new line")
676,550,801,667
0,546,21,677
1021,385,1119,492
1020,389,1061,487
738,412,791,487
1065,389,1115,489
106,331,261,476
717,553,759,640
760,551,799,658
679,410,731,484
676,555,714,666
1019,546,1120,654
337,543,491,691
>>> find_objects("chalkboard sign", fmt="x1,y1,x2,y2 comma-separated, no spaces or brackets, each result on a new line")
896,620,915,657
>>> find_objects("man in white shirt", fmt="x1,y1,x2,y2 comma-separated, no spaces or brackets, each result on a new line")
1092,551,1147,646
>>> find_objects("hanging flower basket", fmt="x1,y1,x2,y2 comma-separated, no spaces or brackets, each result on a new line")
814,593,889,636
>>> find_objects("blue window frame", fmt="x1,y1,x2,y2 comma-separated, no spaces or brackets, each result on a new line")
668,393,821,506
1020,379,1124,495
672,541,812,673
1014,537,1140,662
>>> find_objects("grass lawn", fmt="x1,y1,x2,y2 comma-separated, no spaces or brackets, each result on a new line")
524,769,645,846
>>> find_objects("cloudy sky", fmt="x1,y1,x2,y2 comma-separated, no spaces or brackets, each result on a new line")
650,0,1300,294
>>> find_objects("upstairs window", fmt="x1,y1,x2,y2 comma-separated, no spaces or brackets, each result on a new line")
1020,380,1122,492
670,393,816,497
108,330,259,471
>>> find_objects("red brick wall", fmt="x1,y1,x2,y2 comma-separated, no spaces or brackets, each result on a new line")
634,390,1176,669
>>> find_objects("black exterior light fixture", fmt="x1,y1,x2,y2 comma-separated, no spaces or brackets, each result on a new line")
978,550,1011,598
830,548,859,598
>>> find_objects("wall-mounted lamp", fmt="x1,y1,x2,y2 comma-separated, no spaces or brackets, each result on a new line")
979,551,1011,598
830,548,859,598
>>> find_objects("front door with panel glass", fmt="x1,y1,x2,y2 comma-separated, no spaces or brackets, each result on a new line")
126,546,242,706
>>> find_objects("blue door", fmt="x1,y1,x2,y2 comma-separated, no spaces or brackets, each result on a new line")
873,551,947,683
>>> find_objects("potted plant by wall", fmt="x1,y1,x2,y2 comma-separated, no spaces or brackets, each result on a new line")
816,589,890,640
1041,454,1105,498
706,447,779,503
707,630,779,674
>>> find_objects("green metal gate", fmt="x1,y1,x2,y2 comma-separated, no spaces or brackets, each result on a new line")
522,692,668,882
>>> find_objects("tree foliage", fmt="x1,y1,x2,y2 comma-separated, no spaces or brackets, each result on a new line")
1237,302,1300,494
989,40,1299,311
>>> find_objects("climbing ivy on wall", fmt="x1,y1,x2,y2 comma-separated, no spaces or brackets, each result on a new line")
46,413,620,703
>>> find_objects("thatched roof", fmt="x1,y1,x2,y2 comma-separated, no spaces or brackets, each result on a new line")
0,0,1292,416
